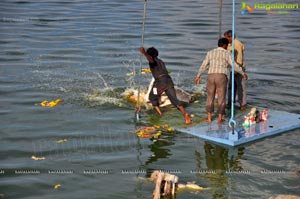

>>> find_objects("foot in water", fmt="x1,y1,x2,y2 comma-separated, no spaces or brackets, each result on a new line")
184,113,191,125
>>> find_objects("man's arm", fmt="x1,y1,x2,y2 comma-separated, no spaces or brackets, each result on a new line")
235,42,244,67
139,47,154,63
228,55,248,80
194,53,210,84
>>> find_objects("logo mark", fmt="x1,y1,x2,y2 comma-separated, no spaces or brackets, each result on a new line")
241,2,254,15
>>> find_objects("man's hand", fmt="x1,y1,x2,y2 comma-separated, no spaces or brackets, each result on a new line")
242,73,248,80
139,47,146,54
194,76,201,84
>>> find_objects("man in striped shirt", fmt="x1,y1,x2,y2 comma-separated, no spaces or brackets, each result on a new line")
194,38,248,123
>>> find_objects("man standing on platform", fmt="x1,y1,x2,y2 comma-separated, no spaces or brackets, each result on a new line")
224,30,247,111
194,38,248,123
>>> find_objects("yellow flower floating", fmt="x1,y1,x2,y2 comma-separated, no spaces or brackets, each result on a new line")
56,138,68,143
54,184,61,189
40,99,62,107
136,126,156,138
136,124,174,138
153,125,161,129
141,68,151,74
126,68,151,76
167,127,174,132
31,155,45,161
152,131,162,138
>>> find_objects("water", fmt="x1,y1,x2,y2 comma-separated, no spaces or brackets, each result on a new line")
0,0,299,198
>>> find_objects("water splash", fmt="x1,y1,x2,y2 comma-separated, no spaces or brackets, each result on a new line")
95,72,109,89
192,84,206,95
84,88,131,108
123,58,139,88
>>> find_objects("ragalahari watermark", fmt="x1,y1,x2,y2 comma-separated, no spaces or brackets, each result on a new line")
241,2,299,15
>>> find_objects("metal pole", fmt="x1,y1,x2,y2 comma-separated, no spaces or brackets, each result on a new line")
229,0,236,134
219,0,223,39
136,0,147,121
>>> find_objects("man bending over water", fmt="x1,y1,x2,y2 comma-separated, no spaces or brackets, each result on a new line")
140,47,191,125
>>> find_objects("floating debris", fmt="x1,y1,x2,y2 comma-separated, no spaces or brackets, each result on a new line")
126,72,134,76
136,124,175,138
136,126,156,138
150,170,209,199
126,68,151,76
54,184,61,189
141,68,151,74
40,99,62,107
56,138,68,143
31,155,45,161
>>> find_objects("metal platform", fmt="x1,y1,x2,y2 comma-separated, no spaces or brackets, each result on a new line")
177,109,300,147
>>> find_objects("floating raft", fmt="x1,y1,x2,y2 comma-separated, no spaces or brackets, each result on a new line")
177,109,300,147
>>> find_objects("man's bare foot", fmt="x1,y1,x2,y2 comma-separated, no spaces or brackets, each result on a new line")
205,118,212,123
217,114,224,123
184,113,191,125
206,112,212,123
240,105,247,111
218,119,225,123
154,106,162,117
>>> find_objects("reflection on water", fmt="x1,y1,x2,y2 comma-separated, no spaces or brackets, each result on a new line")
138,134,248,199
145,136,175,166
194,142,246,198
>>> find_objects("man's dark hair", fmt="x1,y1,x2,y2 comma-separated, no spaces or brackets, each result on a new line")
147,47,159,58
224,30,232,37
218,38,229,47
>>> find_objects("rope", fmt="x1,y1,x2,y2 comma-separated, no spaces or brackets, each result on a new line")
228,0,236,133
136,0,147,121
218,0,223,39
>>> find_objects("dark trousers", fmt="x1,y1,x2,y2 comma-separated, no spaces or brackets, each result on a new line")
227,73,247,106
149,86,181,107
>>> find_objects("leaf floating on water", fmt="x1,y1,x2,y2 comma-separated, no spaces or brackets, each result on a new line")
56,138,68,143
31,155,45,161
54,184,61,189
0,194,5,198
